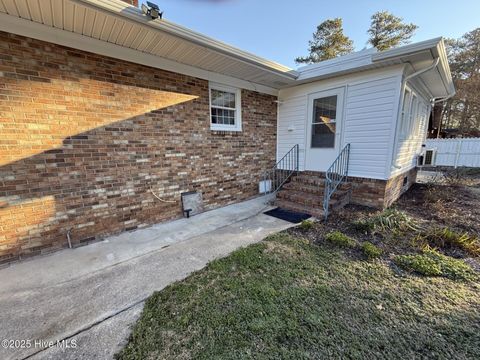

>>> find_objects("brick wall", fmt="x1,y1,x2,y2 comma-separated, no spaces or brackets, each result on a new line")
384,167,417,207
349,176,387,208
350,168,418,208
0,32,277,264
121,0,139,7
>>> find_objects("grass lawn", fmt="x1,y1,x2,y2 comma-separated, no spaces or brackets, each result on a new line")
117,233,479,359
118,174,480,359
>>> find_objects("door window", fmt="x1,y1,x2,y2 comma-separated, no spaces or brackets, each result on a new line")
311,95,337,148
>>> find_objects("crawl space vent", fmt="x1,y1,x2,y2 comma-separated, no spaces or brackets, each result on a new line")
181,191,204,217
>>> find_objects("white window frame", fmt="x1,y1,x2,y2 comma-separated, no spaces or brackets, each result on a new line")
209,82,242,132
408,94,418,136
414,100,425,137
400,88,412,139
400,86,424,140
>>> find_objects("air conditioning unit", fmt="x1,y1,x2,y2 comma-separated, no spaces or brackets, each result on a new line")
417,149,436,167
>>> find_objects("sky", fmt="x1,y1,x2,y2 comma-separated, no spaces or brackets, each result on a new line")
158,0,480,68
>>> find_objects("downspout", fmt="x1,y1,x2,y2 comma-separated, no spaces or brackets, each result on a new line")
390,58,440,170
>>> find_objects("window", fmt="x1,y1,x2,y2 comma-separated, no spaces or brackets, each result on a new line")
311,95,337,148
209,83,242,131
408,95,418,135
414,101,424,137
400,89,411,138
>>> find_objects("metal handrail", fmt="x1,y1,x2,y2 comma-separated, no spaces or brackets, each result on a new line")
262,144,299,194
323,143,350,220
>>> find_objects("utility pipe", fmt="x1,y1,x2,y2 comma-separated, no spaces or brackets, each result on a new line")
66,229,73,249
430,92,456,138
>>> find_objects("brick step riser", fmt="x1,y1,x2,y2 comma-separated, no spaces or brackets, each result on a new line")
277,191,350,207
283,182,351,195
291,178,325,186
274,172,352,218
277,193,323,207
275,200,324,218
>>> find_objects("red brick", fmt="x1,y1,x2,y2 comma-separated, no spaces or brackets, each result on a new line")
0,32,277,262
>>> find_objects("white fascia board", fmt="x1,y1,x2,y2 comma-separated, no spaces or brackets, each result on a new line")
436,39,456,96
296,51,375,82
71,0,299,80
371,37,443,62
373,37,455,98
296,48,376,72
0,12,279,96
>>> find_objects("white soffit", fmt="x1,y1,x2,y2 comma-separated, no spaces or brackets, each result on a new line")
0,0,454,97
0,0,298,92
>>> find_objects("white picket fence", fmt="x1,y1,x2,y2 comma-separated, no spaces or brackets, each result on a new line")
425,138,480,168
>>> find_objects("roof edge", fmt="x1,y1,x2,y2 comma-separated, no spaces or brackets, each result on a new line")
74,0,299,79
371,37,444,62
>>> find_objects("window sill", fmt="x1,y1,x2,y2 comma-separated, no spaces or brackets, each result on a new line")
210,125,242,132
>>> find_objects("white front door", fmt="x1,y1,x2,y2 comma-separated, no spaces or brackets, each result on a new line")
305,87,345,171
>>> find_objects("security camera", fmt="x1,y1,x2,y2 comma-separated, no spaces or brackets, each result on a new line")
141,1,163,20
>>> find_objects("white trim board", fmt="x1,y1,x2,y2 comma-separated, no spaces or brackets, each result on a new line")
0,12,279,96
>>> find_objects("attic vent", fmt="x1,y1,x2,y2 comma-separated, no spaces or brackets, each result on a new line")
273,81,289,87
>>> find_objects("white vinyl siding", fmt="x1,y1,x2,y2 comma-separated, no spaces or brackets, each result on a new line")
277,96,307,170
343,76,400,179
277,67,403,180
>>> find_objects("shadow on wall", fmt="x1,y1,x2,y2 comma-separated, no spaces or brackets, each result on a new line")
0,31,277,263
0,96,269,262
0,87,200,262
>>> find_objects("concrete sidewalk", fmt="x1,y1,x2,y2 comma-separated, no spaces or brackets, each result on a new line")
0,196,294,360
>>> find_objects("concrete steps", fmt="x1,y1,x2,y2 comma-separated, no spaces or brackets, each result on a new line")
275,172,351,219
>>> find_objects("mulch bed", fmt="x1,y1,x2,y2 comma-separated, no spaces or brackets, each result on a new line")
288,174,480,260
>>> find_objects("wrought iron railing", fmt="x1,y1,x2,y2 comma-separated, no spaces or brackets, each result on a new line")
323,143,350,220
262,144,299,194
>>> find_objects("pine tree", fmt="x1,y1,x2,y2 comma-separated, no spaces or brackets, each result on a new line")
368,11,418,51
441,29,480,135
295,18,354,64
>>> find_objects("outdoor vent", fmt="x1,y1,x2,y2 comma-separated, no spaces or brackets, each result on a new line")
417,149,436,167
181,191,204,218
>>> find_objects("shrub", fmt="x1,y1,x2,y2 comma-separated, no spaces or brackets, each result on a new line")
414,227,480,257
362,242,382,260
395,253,442,277
351,220,375,233
395,247,477,281
354,209,418,234
299,220,314,231
325,231,356,248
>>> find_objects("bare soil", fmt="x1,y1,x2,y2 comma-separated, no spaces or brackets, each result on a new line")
288,172,480,260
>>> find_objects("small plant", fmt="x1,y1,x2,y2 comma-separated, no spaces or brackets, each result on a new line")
351,220,375,233
362,242,382,260
395,247,477,281
325,231,357,248
354,208,418,234
414,227,480,257
395,253,442,277
299,219,314,231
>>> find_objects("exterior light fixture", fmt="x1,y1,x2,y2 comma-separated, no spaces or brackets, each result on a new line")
141,1,163,20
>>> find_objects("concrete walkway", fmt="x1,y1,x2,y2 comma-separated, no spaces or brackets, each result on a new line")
0,196,294,360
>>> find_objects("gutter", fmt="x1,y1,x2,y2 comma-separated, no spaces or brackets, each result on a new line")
390,58,440,170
